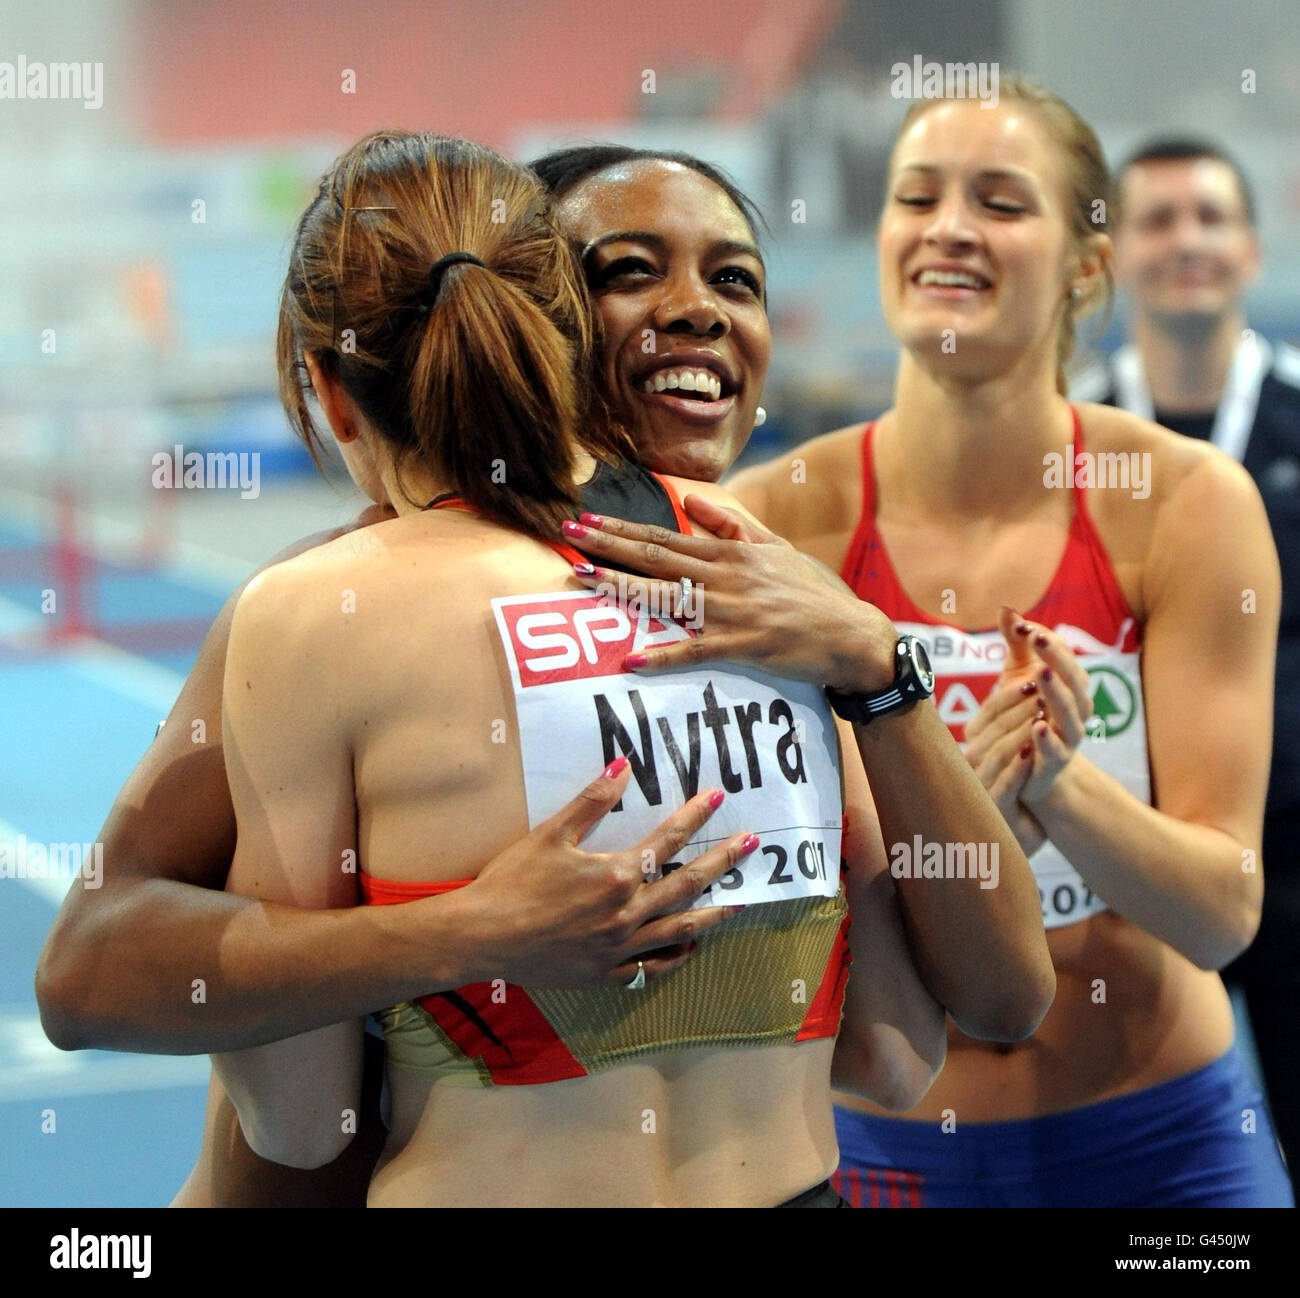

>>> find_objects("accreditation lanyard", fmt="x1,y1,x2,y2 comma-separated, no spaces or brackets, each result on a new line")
1111,331,1272,464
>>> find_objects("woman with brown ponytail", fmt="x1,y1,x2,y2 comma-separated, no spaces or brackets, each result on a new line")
210,129,970,1207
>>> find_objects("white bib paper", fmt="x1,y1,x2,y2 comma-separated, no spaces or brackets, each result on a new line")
492,590,843,908
898,618,1151,929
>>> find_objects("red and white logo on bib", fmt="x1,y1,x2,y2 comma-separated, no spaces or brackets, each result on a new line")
497,592,695,689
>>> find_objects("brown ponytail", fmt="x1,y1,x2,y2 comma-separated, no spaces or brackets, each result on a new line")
277,131,631,537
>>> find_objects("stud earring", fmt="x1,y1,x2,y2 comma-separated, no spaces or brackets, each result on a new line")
754,406,767,428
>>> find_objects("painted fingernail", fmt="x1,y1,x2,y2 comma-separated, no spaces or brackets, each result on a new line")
1040,667,1053,682
1015,623,1032,636
624,653,648,670
602,756,628,778
579,512,605,528
1036,721,1049,736
707,789,726,810
1034,634,1049,648
1020,680,1038,696
573,561,596,576
740,833,760,855
727,905,746,917
1019,742,1033,759
562,520,588,538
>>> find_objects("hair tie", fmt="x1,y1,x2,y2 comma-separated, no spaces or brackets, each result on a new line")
425,252,486,305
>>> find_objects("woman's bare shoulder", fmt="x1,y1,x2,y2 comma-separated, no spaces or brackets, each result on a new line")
1075,402,1272,611
1075,401,1252,503
661,474,751,515
234,514,513,634
727,423,867,491
721,422,869,534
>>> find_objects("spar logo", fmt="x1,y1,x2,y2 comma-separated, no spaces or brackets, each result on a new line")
1085,665,1136,738
494,591,695,689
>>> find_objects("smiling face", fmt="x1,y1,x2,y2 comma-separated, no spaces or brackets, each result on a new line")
1113,158,1259,327
880,100,1103,384
555,160,771,482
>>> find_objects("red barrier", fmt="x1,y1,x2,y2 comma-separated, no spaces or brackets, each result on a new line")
48,484,95,643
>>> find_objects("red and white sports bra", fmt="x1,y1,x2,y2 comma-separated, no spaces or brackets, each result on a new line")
841,408,1151,929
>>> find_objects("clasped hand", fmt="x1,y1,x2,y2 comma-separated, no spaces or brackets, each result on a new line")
963,607,1095,854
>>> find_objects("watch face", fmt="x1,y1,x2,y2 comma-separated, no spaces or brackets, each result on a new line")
910,637,935,692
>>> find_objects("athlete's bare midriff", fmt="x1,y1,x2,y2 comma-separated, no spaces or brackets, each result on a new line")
837,915,1234,1120
734,403,1238,1120
373,1040,836,1207
312,504,838,1206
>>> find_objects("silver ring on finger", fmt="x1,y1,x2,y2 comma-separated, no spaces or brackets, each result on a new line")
625,960,646,991
674,576,693,621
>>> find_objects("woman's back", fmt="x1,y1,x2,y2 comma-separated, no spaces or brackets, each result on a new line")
342,509,566,879
250,490,849,1205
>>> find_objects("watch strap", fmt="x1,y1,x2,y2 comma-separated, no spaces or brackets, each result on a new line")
825,636,930,724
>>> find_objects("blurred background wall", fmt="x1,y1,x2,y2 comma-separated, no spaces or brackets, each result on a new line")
1,0,1296,1205
5,0,1299,508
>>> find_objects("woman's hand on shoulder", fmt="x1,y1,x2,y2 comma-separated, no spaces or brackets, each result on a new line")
562,493,900,694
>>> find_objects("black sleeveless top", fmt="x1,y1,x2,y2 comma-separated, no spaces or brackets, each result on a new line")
579,458,680,533
423,458,684,581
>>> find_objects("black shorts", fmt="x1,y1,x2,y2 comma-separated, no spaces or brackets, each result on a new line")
776,1178,850,1208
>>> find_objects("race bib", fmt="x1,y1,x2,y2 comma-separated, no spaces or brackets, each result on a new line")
899,618,1150,930
493,590,843,908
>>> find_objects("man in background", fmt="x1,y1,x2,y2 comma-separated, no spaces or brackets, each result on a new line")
1076,138,1300,1183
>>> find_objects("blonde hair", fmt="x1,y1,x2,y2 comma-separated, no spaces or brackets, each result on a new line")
893,75,1114,393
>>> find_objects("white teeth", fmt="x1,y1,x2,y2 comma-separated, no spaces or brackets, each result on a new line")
917,269,987,289
641,366,725,401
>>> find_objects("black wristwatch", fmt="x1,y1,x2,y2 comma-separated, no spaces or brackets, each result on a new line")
825,634,935,724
